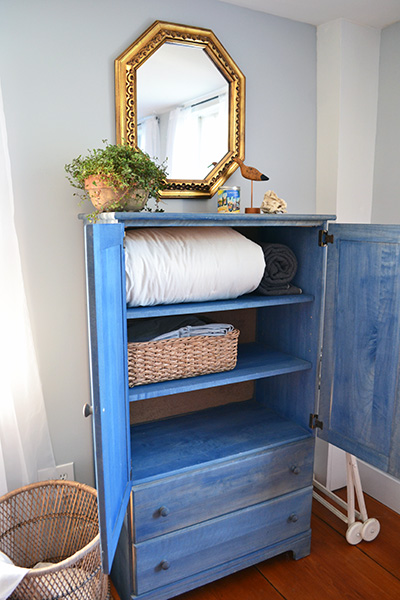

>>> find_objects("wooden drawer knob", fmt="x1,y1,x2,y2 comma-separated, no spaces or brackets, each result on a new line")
291,465,301,475
160,560,170,570
158,506,170,517
288,513,298,523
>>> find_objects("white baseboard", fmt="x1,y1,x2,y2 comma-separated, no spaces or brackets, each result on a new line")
357,460,400,515
314,439,400,515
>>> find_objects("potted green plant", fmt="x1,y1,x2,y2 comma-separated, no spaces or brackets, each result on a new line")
65,140,168,218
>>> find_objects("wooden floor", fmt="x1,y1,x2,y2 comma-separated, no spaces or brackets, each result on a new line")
111,489,400,600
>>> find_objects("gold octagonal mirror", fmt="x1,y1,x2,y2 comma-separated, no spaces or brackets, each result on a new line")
115,21,245,199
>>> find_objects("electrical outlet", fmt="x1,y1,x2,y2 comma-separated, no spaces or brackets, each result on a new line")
56,463,75,481
38,462,75,482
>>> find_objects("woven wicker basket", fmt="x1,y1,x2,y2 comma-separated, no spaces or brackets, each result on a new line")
0,480,109,600
128,329,240,387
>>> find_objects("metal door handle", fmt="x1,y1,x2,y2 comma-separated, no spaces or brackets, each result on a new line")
83,403,93,418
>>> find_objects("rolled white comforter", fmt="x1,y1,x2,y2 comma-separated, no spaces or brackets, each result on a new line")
125,226,265,307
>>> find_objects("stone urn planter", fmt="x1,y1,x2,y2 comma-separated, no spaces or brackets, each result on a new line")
65,142,167,220
84,175,149,212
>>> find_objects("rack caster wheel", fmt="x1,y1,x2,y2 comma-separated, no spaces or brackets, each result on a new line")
346,521,363,545
361,518,380,541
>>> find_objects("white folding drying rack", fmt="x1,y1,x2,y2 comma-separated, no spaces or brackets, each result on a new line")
313,452,380,544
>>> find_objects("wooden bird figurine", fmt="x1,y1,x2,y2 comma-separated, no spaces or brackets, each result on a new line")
233,158,269,213
233,158,269,181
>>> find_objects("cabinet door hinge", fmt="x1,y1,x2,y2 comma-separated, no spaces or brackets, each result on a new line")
318,229,334,247
309,413,324,430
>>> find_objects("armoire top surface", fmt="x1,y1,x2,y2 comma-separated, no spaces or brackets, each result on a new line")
79,212,336,227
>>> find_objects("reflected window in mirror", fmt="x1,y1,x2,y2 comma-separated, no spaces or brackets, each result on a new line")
136,42,229,180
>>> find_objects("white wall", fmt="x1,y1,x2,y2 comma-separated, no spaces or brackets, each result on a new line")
316,19,380,223
0,0,317,486
372,20,400,224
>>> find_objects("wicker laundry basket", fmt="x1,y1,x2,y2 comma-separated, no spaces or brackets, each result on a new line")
128,328,240,387
0,480,109,600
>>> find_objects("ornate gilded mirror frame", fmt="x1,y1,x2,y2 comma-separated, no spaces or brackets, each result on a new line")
115,21,245,199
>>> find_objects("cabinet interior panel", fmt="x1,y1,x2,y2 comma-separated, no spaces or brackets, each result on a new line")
127,308,257,346
130,381,254,424
130,400,312,484
203,309,256,344
324,239,400,454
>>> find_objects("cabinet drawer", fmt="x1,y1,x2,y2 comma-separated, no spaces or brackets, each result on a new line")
133,486,312,595
132,438,313,542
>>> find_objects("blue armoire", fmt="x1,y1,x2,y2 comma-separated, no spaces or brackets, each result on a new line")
81,212,400,600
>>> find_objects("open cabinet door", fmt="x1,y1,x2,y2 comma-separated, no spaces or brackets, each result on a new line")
319,224,400,478
85,224,131,573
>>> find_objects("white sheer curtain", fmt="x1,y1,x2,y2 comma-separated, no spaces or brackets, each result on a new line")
166,93,229,180
0,81,55,496
198,92,228,173
137,116,161,161
166,106,200,179
165,107,180,176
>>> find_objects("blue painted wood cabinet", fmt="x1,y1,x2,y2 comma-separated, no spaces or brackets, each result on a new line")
82,214,400,600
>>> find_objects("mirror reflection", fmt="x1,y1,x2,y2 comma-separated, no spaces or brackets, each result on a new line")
115,21,245,198
137,43,229,180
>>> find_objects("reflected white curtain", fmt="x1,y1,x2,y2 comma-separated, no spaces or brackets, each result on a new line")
198,92,228,175
0,80,55,496
166,93,229,180
137,116,161,161
166,106,200,179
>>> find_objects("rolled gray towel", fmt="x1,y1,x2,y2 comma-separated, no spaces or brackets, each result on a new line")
256,243,302,295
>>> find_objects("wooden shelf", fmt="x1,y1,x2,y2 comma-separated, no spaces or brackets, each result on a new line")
126,294,314,320
130,401,312,484
128,343,312,402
